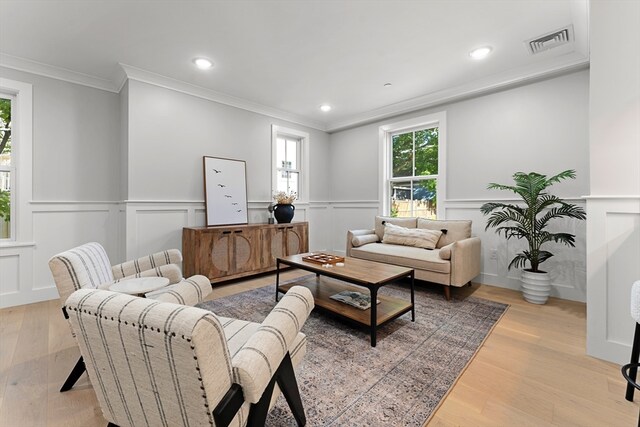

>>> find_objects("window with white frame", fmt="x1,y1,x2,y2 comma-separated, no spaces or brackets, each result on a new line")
271,125,309,202
0,77,33,245
0,94,14,239
380,112,446,219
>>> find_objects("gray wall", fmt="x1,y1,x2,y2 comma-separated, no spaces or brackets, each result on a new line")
330,69,590,201
328,69,590,302
0,67,120,201
127,80,331,202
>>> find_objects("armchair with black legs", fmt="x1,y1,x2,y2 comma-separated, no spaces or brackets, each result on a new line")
64,286,314,427
48,242,213,392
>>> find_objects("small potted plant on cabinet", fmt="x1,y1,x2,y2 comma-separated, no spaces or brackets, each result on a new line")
481,170,586,304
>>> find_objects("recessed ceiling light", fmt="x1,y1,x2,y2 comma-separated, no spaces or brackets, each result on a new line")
320,104,332,112
193,57,214,70
384,83,392,87
469,46,492,60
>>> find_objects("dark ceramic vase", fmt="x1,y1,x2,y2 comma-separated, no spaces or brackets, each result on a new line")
273,204,295,223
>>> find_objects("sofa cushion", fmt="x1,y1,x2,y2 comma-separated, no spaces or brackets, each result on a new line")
417,219,472,248
351,243,451,274
352,233,379,247
374,216,417,241
382,223,442,250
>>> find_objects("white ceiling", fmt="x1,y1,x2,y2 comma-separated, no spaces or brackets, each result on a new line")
0,0,589,131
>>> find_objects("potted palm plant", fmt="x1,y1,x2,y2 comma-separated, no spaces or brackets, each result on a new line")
480,170,586,304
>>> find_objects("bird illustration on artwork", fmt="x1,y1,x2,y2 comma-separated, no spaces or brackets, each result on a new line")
236,210,242,212
213,169,221,173
217,184,226,188
231,202,238,205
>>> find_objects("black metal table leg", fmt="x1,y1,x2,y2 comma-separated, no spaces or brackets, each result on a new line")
410,270,415,322
275,259,281,302
370,286,378,347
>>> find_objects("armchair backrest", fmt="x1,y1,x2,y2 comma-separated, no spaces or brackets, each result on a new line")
65,289,236,427
48,242,115,305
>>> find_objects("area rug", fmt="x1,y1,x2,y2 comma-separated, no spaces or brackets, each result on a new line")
197,276,508,426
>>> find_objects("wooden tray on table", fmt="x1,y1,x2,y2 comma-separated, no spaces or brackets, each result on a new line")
301,253,345,265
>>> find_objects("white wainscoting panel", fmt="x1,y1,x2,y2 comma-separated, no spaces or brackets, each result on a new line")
32,203,121,293
328,201,381,255
307,204,331,251
0,254,20,295
587,197,640,363
124,200,315,261
134,209,189,258
0,202,120,309
445,199,587,302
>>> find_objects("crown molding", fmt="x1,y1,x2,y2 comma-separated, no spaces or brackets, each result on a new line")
0,52,118,92
118,63,328,131
0,52,591,135
325,54,590,133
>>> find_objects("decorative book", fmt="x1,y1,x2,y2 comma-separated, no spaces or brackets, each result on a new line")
329,291,380,310
302,253,345,265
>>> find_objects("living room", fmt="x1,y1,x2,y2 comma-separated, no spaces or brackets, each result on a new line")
0,0,639,426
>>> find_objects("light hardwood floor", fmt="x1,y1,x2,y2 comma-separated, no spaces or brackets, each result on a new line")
0,271,636,426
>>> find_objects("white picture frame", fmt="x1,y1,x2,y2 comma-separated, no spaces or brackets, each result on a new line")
203,156,248,226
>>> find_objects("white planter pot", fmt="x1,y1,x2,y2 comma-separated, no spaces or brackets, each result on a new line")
521,270,551,304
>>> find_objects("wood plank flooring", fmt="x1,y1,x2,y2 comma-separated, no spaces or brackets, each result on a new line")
0,270,636,426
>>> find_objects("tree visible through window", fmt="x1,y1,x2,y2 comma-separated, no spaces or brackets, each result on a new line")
389,127,438,218
0,95,12,239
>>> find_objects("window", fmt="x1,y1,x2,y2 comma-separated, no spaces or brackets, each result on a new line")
380,112,446,219
0,77,33,245
0,94,13,239
275,135,301,195
271,125,309,202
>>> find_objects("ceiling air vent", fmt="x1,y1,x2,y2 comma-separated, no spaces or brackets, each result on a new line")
527,25,574,54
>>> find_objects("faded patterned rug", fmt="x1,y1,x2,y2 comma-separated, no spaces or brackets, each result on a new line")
197,275,508,426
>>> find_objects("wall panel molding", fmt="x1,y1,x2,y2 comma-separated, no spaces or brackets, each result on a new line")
587,197,640,363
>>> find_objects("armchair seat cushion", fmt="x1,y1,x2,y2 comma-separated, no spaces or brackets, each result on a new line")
351,243,451,274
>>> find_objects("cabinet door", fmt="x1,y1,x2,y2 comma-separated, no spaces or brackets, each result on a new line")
230,228,261,274
285,223,309,256
266,226,286,266
207,229,233,279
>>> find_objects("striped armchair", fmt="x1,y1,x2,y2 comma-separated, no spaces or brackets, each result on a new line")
48,242,212,392
64,286,314,427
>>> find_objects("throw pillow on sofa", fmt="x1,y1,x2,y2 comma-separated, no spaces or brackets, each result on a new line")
417,218,472,248
351,234,379,247
382,223,443,250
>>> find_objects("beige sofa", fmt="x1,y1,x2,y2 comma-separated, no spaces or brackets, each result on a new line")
346,216,481,300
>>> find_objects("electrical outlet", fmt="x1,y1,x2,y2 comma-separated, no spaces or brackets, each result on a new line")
490,249,498,260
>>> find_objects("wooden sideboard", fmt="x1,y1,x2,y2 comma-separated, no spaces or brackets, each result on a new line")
183,222,309,283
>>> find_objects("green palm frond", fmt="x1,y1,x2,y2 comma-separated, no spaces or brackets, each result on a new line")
508,253,530,270
484,209,529,231
539,231,577,247
494,226,528,239
481,169,586,272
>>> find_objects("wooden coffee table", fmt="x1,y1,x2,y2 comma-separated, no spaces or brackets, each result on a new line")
276,254,414,347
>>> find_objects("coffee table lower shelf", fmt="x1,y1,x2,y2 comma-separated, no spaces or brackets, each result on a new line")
278,276,413,329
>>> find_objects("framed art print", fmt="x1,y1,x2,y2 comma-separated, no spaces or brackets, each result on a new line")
203,156,248,226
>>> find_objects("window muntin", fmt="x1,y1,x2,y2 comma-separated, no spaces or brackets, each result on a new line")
0,95,13,239
389,126,439,219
